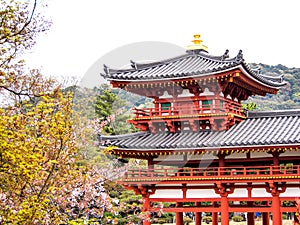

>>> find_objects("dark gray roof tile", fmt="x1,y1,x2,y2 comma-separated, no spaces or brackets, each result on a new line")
101,110,300,150
101,51,286,88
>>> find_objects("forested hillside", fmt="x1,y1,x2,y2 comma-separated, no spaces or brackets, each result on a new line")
247,63,300,110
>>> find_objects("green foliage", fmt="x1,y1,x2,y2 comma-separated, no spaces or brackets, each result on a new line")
247,63,300,110
95,89,118,120
93,85,140,135
242,102,257,111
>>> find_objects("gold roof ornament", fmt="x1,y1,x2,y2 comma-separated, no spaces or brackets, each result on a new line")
187,34,208,52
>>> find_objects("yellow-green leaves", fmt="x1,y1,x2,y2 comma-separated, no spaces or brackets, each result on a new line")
0,89,83,224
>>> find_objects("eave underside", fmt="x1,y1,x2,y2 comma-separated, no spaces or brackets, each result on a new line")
110,69,279,99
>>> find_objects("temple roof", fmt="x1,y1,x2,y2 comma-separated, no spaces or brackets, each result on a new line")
100,109,300,151
101,50,285,88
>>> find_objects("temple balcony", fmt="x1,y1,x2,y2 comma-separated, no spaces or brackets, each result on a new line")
119,165,300,185
128,96,246,132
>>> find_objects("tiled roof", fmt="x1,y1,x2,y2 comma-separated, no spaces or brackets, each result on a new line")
101,50,285,88
100,110,300,150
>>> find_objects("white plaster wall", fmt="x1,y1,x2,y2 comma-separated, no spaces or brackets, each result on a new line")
201,88,214,96
186,189,219,198
251,151,269,158
281,150,300,157
159,90,173,99
149,187,300,199
280,187,300,197
251,188,272,197
177,89,193,97
187,153,217,161
150,189,183,199
154,155,184,161
227,152,247,159
228,188,248,197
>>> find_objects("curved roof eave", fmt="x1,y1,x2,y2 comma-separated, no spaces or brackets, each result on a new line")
106,64,284,89
237,65,285,89
109,143,300,152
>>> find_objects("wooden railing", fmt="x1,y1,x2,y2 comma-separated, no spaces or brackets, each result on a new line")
132,97,244,119
122,165,300,180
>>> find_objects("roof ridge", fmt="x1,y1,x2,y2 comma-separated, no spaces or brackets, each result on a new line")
131,50,246,70
247,109,300,118
103,50,244,75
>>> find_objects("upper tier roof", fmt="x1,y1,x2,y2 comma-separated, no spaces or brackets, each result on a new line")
101,50,285,88
100,109,300,151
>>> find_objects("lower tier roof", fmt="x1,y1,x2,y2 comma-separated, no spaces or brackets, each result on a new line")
100,109,300,151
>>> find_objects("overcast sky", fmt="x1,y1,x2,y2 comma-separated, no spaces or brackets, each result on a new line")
26,0,300,82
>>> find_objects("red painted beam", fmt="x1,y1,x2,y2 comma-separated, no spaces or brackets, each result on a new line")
150,206,298,213
149,196,298,202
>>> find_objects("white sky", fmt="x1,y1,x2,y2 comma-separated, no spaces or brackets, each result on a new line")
27,0,300,80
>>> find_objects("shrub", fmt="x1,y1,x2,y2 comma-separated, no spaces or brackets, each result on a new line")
157,218,169,224
183,216,192,224
202,216,212,224
232,215,243,222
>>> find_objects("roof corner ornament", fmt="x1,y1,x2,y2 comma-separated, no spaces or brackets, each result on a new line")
252,66,261,75
236,50,244,62
257,67,261,74
130,60,137,70
280,75,284,83
103,64,110,75
221,49,229,60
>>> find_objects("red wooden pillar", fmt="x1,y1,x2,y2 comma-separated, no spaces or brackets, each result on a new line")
272,193,282,225
247,201,254,225
143,218,151,225
143,196,151,225
272,152,280,174
195,212,202,225
220,194,229,225
218,154,225,176
176,202,183,225
154,98,159,115
214,93,220,113
148,159,154,171
212,202,218,225
247,212,254,225
216,183,230,225
212,212,218,225
262,212,270,225
273,152,280,166
219,154,225,167
195,202,202,225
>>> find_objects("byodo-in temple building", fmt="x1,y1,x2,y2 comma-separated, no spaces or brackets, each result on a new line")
100,35,300,225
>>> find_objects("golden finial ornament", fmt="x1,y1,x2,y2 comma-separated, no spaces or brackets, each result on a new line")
187,34,208,52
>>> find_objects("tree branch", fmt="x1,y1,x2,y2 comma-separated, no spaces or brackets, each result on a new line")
11,0,37,38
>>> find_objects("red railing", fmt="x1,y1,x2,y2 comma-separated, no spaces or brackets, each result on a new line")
123,165,300,181
132,97,244,119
